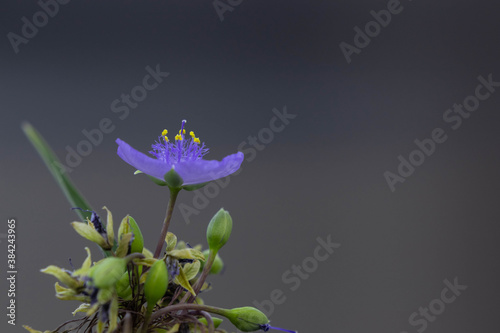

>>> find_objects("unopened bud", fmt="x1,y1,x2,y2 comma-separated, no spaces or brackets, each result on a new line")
206,208,232,253
144,259,169,309
89,257,127,289
224,307,268,332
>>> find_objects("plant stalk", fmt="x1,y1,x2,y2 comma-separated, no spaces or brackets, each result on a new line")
154,188,180,259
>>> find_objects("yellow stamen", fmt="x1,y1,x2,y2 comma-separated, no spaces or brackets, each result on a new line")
164,136,169,142
189,131,195,137
175,134,183,141
161,129,168,136
179,129,186,135
193,137,201,144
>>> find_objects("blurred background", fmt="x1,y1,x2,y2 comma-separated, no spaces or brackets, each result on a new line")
2,1,500,332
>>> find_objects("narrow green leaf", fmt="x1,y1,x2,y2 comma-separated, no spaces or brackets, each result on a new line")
21,122,93,222
22,122,112,257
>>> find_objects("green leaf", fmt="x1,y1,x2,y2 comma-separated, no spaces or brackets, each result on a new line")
22,122,94,222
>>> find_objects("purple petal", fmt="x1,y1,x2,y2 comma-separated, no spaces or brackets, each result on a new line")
116,139,244,186
116,138,172,181
174,152,244,185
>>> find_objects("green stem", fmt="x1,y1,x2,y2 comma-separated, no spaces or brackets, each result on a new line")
140,306,154,333
150,304,228,322
154,188,180,259
199,310,215,333
178,250,216,305
189,250,217,302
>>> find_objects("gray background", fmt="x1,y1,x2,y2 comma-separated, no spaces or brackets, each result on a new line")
2,1,500,332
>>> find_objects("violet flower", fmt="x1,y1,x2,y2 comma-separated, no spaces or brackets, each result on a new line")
116,120,244,187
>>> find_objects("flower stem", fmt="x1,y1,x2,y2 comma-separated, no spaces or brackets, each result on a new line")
154,188,180,259
140,306,153,333
186,250,217,303
150,303,227,322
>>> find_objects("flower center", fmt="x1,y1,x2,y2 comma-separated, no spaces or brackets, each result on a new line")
149,120,208,165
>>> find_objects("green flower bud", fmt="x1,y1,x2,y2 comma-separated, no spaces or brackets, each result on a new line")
89,257,127,289
144,259,169,309
206,208,232,253
201,249,224,274
224,307,269,332
118,215,144,254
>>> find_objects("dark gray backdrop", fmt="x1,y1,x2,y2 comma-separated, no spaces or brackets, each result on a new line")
2,1,500,332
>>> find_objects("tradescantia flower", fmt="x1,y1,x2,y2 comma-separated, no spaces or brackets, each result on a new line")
116,120,244,187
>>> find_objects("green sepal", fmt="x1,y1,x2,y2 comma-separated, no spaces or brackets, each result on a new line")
182,182,208,191
174,265,196,296
72,303,90,316
165,232,177,252
115,233,133,258
72,247,92,277
41,266,80,290
71,222,111,250
169,248,205,261
127,216,144,253
102,207,115,246
54,282,88,301
134,169,169,186
182,260,201,281
147,174,168,186
22,325,52,333
164,168,184,189
117,215,144,254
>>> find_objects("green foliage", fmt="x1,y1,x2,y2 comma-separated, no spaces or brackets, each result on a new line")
23,123,295,333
